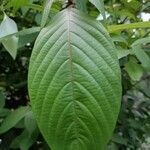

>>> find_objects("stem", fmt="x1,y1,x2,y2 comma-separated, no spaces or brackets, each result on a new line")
62,0,74,9
68,0,73,5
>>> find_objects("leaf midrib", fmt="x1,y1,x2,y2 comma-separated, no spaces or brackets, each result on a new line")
66,8,79,145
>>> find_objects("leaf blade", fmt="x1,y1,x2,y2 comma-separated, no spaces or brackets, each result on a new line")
0,106,30,134
107,22,150,33
0,14,18,59
41,0,54,27
28,8,121,150
89,0,106,19
131,37,150,71
0,27,41,42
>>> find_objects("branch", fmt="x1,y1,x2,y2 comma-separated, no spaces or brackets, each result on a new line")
62,0,74,9
68,0,73,5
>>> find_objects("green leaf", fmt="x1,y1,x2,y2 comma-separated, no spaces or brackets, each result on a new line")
25,3,43,11
108,142,118,150
11,110,39,150
117,48,130,59
18,32,39,48
112,134,128,145
24,111,37,134
120,0,141,13
10,130,29,149
125,57,143,81
2,38,18,59
142,2,150,11
0,14,17,40
0,27,41,42
0,108,10,117
132,37,150,46
136,78,150,98
0,26,40,52
41,0,54,27
75,0,88,12
131,37,150,71
89,0,106,19
107,22,150,33
117,9,136,20
7,0,28,12
28,8,121,149
0,106,30,134
111,35,128,44
0,14,18,59
10,128,39,150
0,90,5,108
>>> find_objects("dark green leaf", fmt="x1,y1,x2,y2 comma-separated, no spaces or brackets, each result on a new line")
0,91,5,108
28,8,121,149
125,57,143,81
131,37,150,71
0,106,30,134
10,128,39,150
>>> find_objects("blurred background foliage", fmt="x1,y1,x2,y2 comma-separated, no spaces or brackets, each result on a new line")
0,0,150,149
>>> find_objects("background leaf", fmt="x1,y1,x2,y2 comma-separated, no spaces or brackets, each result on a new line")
125,57,143,81
108,22,150,33
131,37,150,71
0,106,30,134
24,110,37,134
0,90,5,109
7,0,29,12
0,14,18,59
89,0,106,19
0,27,41,42
10,128,39,150
41,0,54,27
75,0,88,12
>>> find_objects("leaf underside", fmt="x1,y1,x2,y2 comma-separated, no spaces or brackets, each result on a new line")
28,8,121,150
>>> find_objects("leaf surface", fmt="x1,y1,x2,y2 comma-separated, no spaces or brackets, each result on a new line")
7,0,28,12
75,0,88,12
28,8,121,150
0,14,18,59
0,27,41,42
107,22,150,33
125,57,143,81
131,37,150,71
0,106,30,134
89,0,106,19
41,0,54,27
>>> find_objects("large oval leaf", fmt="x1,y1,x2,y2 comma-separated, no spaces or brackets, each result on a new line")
28,8,122,150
